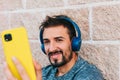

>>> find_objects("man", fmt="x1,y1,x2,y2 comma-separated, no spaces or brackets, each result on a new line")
4,15,104,80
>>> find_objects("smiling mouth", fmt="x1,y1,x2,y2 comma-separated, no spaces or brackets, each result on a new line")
48,51,63,58
51,53,61,59
49,50,62,55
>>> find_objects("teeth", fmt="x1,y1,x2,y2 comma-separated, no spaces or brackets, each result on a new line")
55,52,59,54
53,53,58,55
51,53,59,56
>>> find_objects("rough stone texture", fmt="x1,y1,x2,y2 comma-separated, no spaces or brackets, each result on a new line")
10,12,45,40
68,0,114,5
44,8,89,40
79,44,119,80
0,0,23,11
92,5,120,40
0,14,9,32
0,39,7,80
0,14,9,80
26,0,64,9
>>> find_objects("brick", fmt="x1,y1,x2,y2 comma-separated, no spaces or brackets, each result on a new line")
44,8,89,40
92,5,120,40
0,14,8,79
0,14,9,32
79,44,119,80
0,39,5,65
0,38,7,79
26,0,64,9
10,12,44,40
68,0,114,5
0,0,23,11
0,39,5,63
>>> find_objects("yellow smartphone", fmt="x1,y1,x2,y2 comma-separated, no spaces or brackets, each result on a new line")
1,27,36,80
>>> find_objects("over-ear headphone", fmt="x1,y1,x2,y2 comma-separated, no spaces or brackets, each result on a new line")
39,16,82,54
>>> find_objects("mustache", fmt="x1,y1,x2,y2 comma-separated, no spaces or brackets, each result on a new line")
48,50,63,56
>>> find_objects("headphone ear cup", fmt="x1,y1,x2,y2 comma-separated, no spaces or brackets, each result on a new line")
72,37,81,51
41,44,45,53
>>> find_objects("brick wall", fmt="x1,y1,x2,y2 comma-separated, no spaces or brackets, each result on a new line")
0,0,120,80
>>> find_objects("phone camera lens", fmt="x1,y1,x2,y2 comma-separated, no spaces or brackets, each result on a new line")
4,34,12,41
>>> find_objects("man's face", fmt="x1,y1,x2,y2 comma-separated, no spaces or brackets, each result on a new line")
43,25,73,67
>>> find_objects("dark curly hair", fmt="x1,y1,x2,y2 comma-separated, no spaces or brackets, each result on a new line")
39,15,76,41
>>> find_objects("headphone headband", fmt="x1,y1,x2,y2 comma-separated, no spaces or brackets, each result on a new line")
56,17,81,39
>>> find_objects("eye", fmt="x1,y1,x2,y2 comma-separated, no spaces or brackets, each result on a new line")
56,38,63,42
43,40,50,45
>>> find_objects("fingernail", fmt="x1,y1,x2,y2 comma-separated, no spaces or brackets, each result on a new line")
12,56,16,61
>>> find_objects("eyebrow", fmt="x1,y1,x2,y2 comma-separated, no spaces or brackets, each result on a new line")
43,36,65,41
54,36,65,39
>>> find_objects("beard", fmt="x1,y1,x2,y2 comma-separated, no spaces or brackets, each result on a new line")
48,50,73,67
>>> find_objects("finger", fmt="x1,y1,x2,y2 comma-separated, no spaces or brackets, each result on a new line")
3,62,16,80
32,58,42,80
33,58,41,71
12,57,30,80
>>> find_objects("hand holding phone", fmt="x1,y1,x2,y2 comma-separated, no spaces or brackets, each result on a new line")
4,57,42,80
1,27,36,80
4,57,30,80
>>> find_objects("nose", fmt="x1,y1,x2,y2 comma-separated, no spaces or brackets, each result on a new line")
48,41,57,52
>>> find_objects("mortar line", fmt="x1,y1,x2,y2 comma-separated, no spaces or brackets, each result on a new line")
83,41,120,44
22,0,26,9
8,12,11,29
88,6,93,43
